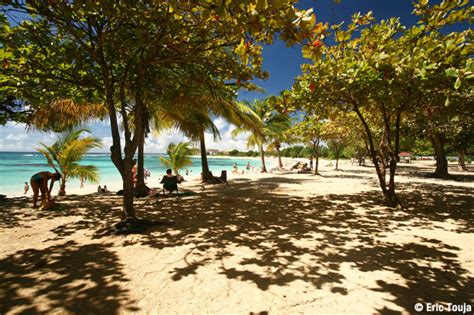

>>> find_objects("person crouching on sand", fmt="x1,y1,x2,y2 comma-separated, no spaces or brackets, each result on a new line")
30,171,60,208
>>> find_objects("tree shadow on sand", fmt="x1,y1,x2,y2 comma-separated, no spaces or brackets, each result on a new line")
0,240,139,314
132,176,472,313
0,171,472,313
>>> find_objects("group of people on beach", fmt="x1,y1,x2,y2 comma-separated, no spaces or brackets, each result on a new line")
27,159,261,207
232,162,259,174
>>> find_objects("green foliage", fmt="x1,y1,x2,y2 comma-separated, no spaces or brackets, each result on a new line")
228,149,259,157
281,0,472,204
281,146,310,158
1,1,320,215
35,129,102,195
228,149,240,156
159,142,193,175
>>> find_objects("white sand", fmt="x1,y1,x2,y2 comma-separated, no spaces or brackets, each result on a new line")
0,160,473,314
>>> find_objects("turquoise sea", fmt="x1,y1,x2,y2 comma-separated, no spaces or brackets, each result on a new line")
0,152,261,197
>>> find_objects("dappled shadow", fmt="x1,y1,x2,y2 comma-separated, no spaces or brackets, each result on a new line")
0,240,138,314
0,168,472,313
0,193,122,232
397,164,474,182
127,175,472,312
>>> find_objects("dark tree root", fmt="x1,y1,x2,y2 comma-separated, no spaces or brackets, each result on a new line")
114,217,167,235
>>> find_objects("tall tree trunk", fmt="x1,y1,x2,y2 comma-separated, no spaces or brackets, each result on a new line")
122,158,136,219
431,131,449,178
58,174,66,196
99,49,135,219
458,149,468,171
134,129,149,197
259,144,267,173
335,148,340,170
199,131,213,182
313,139,320,175
276,142,283,168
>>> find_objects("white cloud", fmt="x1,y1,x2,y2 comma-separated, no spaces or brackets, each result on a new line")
0,118,255,153
146,131,189,153
204,125,253,151
97,118,111,126
6,133,27,141
213,117,228,131
4,122,28,130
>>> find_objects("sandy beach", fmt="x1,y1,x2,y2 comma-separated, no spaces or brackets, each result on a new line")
0,159,473,314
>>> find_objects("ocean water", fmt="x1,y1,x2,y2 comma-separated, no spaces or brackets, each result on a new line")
0,152,262,197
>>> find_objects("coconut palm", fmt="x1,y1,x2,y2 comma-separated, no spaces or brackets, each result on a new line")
35,128,102,195
159,142,194,175
151,87,261,182
232,99,291,172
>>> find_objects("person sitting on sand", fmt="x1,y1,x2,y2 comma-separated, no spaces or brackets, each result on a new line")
160,169,182,195
290,161,302,171
24,182,29,194
30,171,60,208
297,163,311,174
97,185,102,193
103,185,109,193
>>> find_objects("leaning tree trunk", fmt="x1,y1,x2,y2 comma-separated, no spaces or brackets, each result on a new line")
259,144,267,173
353,106,401,208
458,149,468,171
431,131,449,178
199,131,214,182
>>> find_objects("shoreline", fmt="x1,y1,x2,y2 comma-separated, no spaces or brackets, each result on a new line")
2,157,469,199
2,156,287,198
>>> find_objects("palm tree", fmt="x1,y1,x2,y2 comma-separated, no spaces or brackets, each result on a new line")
232,99,291,172
35,128,102,195
151,90,261,182
159,142,193,175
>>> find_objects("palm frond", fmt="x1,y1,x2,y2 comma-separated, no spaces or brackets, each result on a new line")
35,145,57,170
68,164,100,183
160,142,193,174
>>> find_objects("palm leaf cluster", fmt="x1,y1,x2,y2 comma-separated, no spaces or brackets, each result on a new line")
30,100,108,132
35,128,102,195
159,142,194,175
232,99,291,148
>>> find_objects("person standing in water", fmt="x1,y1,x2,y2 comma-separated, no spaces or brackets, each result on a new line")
24,182,29,194
30,171,61,208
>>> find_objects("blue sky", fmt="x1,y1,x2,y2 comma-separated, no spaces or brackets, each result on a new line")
0,0,441,153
